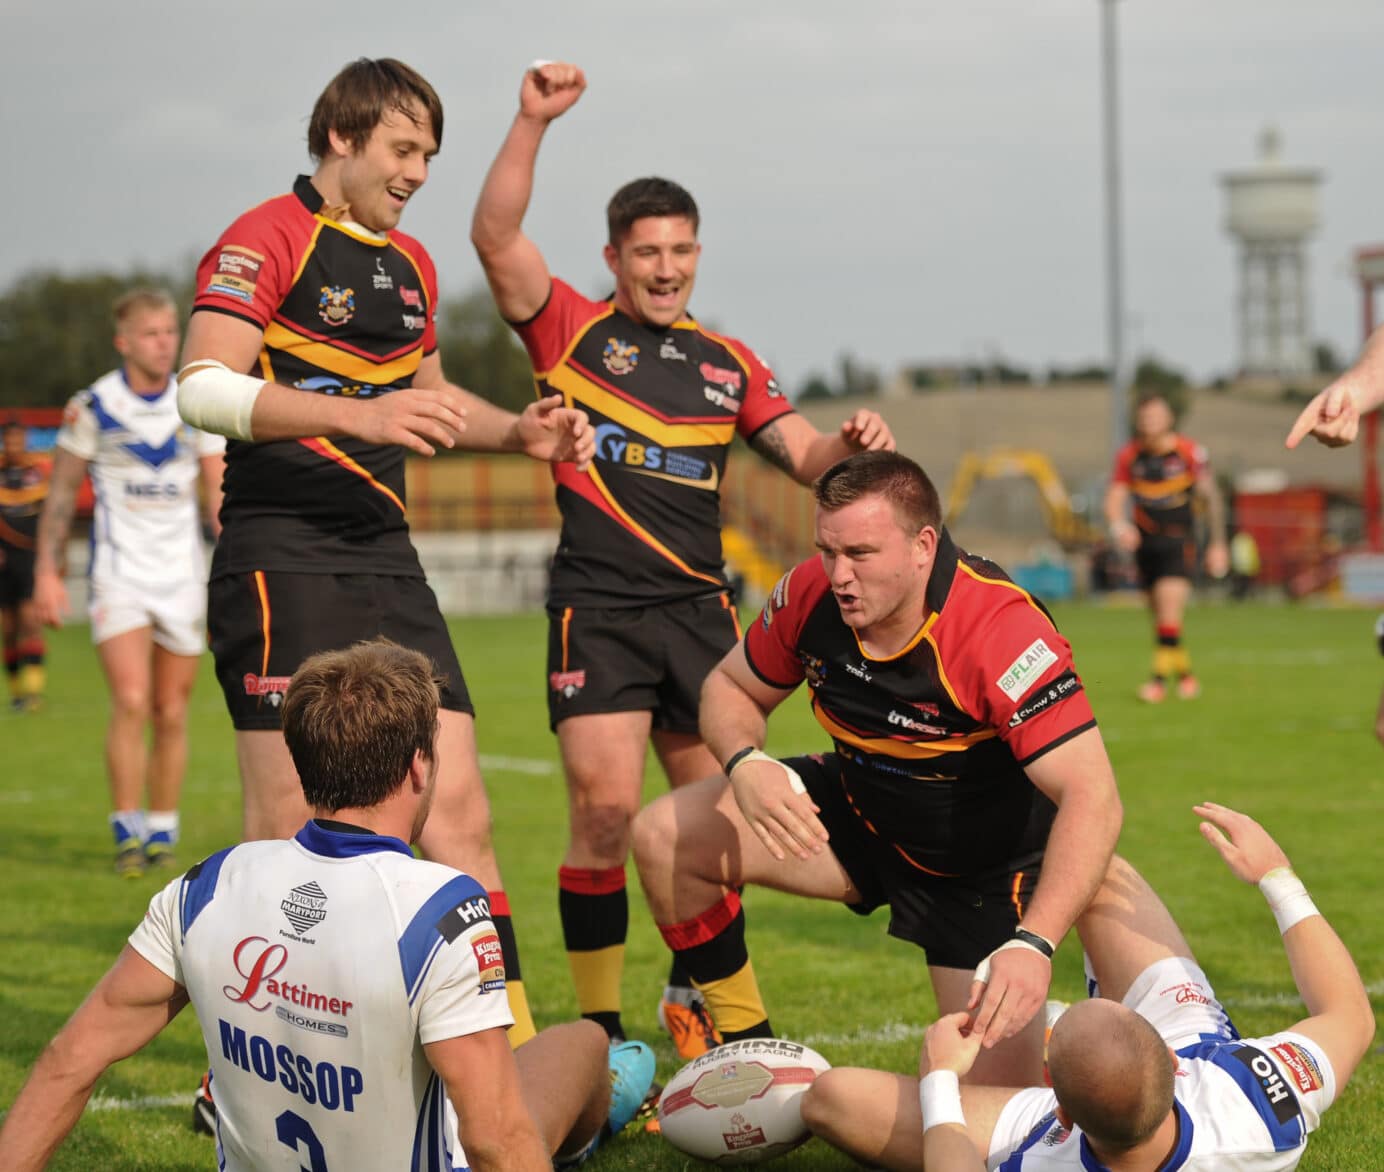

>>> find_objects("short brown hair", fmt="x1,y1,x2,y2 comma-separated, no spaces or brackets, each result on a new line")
281,639,441,812
113,288,176,330
607,177,699,246
813,450,941,536
307,58,443,161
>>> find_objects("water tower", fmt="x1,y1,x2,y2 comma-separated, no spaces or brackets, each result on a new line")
1221,127,1322,377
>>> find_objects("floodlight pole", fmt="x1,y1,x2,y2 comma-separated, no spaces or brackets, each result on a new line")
1100,0,1130,463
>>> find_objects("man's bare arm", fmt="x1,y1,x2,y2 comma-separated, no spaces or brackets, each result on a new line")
34,448,86,577
0,947,187,1171
748,410,895,486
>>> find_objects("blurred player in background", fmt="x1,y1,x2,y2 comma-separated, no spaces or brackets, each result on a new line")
633,452,1122,1087
33,290,224,876
177,57,594,1051
471,60,895,1060
1105,393,1228,702
0,640,656,1172
0,419,51,712
800,803,1375,1171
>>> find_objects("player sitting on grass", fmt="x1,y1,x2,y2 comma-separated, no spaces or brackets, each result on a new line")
0,639,655,1172
798,803,1375,1170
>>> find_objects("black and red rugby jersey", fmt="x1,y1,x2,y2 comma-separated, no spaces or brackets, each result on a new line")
0,451,50,549
513,279,796,607
192,176,440,576
744,530,1097,876
1111,435,1206,541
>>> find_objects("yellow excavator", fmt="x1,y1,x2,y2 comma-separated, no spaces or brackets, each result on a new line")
944,448,1102,549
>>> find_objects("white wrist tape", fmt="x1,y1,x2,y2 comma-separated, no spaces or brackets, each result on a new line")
972,937,1050,986
919,1071,965,1132
728,748,806,794
177,360,264,441
1258,867,1319,935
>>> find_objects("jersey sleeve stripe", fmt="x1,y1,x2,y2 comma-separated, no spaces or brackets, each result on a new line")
398,874,489,1005
298,438,406,513
178,847,236,939
1013,719,1098,768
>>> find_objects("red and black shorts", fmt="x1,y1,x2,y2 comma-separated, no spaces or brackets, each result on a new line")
209,570,472,731
545,592,740,733
789,752,1044,971
1135,533,1194,589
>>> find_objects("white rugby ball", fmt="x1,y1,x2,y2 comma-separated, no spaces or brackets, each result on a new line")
657,1038,831,1165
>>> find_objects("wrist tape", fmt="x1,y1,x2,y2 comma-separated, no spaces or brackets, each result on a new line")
973,935,1052,986
919,1070,966,1132
177,360,264,441
726,748,806,794
1258,866,1319,935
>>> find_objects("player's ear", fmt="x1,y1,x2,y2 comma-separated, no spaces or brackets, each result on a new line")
915,524,938,566
603,242,620,277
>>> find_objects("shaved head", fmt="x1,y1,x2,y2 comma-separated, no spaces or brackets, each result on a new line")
1047,999,1175,1152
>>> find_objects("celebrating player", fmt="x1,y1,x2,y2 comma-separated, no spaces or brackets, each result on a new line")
799,804,1375,1170
1105,393,1228,702
0,640,656,1172
471,59,894,1059
33,290,224,876
632,451,1123,1086
177,58,596,1047
0,419,51,712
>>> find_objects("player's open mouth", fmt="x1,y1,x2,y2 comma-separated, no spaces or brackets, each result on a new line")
386,187,411,205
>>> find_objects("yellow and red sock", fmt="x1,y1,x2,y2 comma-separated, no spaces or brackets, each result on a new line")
488,890,537,1047
559,864,628,1040
659,891,772,1041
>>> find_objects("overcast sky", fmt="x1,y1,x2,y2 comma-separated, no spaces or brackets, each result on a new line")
3,2,1381,391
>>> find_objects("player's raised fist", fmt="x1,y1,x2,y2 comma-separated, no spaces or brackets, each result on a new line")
520,61,587,122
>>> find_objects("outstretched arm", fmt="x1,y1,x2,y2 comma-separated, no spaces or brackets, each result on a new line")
0,947,187,1171
1195,802,1375,1087
1285,324,1384,449
749,409,894,485
471,62,587,324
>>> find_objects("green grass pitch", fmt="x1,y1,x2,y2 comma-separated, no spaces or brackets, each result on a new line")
1,603,1381,1168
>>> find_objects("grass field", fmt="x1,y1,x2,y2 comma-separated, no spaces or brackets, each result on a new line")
2,602,1382,1169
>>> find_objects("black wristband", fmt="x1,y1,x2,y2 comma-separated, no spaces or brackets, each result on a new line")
1013,927,1055,958
723,745,759,775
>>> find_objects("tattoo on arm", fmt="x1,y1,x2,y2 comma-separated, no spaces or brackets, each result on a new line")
36,452,87,568
749,422,795,476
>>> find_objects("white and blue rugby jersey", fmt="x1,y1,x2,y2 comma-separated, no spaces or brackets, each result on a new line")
57,369,222,586
129,821,513,1172
992,1030,1336,1172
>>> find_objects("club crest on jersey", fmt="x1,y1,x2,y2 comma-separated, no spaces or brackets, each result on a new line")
799,653,826,687
319,285,356,327
603,337,639,376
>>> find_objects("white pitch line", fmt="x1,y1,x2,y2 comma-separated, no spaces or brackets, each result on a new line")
86,1092,193,1113
477,754,558,776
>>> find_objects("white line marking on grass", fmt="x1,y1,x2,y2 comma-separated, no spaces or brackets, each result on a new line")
478,754,558,776
802,1021,925,1047
86,1092,192,1112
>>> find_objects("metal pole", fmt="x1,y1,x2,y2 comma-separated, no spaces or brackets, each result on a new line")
1101,0,1129,460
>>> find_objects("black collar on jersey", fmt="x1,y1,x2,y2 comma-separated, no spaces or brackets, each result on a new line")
313,817,376,836
294,174,325,215
924,527,961,616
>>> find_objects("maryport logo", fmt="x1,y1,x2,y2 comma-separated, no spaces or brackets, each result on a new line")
281,881,328,935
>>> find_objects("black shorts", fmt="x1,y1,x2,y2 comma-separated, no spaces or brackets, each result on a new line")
790,752,1043,970
208,571,472,731
545,592,740,733
0,542,36,607
1135,534,1194,589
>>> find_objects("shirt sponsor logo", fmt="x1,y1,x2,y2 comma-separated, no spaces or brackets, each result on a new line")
550,669,586,699
275,1003,349,1039
603,337,640,376
660,339,687,361
996,638,1059,702
470,930,507,993
218,1019,363,1112
281,880,328,936
319,285,356,327
372,256,394,291
216,245,263,276
593,423,717,489
222,936,354,1018
704,385,742,411
401,313,426,330
1007,670,1082,728
844,662,873,682
887,709,947,735
1271,1042,1324,1094
761,571,791,629
206,281,254,304
400,286,423,309
1229,1044,1303,1126
699,362,742,391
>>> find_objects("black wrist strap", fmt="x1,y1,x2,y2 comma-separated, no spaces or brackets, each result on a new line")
723,745,759,775
1013,927,1055,958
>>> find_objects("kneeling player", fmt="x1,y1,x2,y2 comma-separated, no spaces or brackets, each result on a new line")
799,803,1375,1170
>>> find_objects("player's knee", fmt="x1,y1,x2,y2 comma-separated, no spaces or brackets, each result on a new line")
151,696,189,734
799,1069,849,1140
110,684,152,721
573,803,634,861
630,796,674,873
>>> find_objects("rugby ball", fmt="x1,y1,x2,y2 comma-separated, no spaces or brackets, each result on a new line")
657,1038,831,1165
